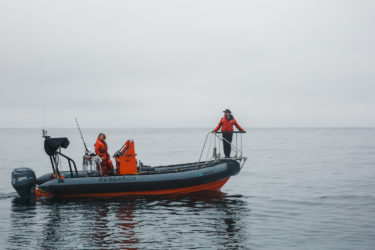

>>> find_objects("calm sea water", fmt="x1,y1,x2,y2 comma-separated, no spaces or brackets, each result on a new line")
0,128,374,249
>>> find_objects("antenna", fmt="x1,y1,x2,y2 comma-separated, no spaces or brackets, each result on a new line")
40,60,46,129
75,117,89,153
42,129,49,138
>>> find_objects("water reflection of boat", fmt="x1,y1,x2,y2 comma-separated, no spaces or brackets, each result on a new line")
8,192,250,249
11,131,246,199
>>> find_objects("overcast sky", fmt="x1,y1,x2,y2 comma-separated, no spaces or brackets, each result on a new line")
0,0,374,128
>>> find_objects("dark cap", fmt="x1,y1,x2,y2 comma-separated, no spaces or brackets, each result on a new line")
223,109,231,113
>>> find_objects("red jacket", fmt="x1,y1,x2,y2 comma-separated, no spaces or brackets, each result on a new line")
213,117,245,132
95,139,110,162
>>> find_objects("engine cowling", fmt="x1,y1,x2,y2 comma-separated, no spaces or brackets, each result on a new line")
11,168,36,200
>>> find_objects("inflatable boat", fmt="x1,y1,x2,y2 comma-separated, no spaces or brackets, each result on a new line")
11,131,246,200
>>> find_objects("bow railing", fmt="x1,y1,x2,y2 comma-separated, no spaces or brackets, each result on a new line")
198,131,247,168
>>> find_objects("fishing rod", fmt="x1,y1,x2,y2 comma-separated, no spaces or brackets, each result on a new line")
75,117,89,153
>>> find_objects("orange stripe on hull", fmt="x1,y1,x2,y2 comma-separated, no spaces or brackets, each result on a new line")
49,177,231,198
35,188,53,198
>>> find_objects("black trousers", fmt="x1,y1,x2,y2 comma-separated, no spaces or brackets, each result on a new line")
222,132,233,157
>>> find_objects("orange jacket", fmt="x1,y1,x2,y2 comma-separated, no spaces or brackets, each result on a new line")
213,116,245,132
95,139,110,161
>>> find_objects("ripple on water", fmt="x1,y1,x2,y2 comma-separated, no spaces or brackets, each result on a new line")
1,128,375,249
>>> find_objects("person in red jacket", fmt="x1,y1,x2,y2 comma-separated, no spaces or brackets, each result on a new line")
95,133,114,176
213,109,245,157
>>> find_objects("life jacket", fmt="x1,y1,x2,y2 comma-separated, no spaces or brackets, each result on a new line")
95,139,114,175
95,139,109,160
213,116,244,132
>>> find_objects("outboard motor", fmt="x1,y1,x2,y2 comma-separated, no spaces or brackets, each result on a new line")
11,168,36,200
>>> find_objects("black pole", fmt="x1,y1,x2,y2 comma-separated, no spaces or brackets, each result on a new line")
52,155,61,176
49,156,56,175
67,160,73,177
58,152,79,177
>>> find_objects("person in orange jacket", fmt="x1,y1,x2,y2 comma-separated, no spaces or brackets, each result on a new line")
213,109,245,157
95,133,114,176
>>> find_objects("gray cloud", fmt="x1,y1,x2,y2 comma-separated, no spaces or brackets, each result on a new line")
0,0,374,128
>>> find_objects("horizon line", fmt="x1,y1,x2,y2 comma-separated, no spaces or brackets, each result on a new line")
1,126,375,129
